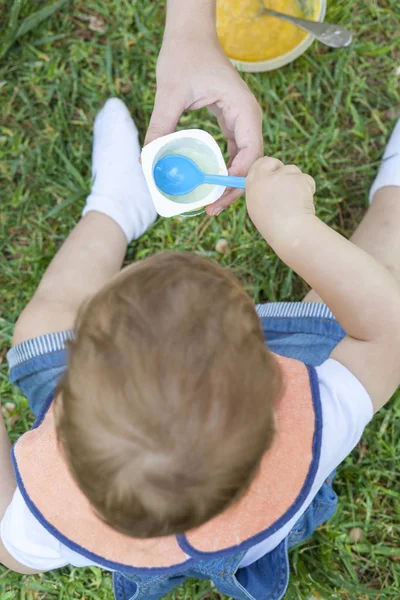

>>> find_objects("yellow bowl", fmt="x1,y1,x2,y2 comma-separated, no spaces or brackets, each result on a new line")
218,0,326,73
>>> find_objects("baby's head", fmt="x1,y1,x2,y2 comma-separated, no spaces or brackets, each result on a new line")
55,252,282,538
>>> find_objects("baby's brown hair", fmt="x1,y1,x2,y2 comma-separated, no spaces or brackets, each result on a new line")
55,252,282,538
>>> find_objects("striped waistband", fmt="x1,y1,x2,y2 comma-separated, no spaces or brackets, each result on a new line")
7,330,75,370
7,303,336,370
256,302,335,320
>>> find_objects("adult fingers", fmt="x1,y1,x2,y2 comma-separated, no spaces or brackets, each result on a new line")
207,97,263,215
144,88,184,146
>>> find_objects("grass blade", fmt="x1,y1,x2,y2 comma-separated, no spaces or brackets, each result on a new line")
14,0,68,39
44,191,86,219
8,0,23,31
0,0,22,59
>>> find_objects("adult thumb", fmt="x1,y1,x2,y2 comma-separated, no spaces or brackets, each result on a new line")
144,89,183,146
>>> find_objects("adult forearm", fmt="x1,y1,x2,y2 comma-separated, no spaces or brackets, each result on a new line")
164,0,216,39
273,215,400,343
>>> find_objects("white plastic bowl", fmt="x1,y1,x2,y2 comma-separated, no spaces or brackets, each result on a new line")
230,0,327,73
141,129,228,218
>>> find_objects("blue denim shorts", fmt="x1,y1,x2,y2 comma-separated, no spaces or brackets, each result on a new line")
8,302,346,417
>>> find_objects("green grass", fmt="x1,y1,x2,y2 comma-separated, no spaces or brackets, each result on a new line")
1,0,399,598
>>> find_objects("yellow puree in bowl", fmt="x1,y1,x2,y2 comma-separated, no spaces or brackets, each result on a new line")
217,0,319,62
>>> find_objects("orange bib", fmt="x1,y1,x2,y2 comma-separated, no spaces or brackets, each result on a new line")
12,355,321,571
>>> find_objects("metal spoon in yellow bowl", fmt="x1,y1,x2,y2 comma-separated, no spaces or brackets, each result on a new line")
258,4,352,48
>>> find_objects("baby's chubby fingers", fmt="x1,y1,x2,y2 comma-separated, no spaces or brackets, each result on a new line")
245,156,316,246
302,173,316,195
246,158,315,194
281,166,316,195
247,157,284,181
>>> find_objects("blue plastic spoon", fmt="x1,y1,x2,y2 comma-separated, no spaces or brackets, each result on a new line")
153,154,246,196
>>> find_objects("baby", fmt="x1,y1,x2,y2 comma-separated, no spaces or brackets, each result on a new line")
1,99,399,600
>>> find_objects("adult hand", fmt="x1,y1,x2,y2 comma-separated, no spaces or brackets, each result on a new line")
145,31,263,215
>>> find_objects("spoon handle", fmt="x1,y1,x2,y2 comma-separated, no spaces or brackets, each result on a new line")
203,174,246,189
261,9,353,48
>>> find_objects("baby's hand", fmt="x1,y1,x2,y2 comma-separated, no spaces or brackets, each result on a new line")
246,157,316,248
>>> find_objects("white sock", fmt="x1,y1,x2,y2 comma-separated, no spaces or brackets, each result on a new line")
83,98,157,242
369,118,400,203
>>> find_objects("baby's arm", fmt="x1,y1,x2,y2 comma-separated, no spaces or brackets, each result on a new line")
246,158,400,413
13,212,127,346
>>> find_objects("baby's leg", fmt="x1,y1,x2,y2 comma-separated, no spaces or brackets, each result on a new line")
304,119,400,302
13,99,156,345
